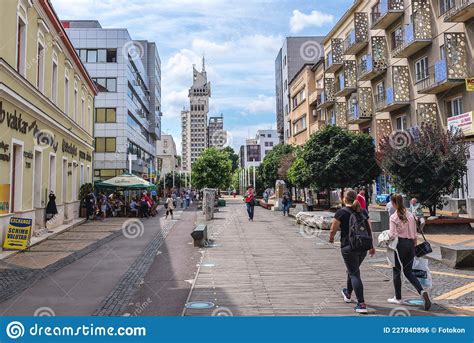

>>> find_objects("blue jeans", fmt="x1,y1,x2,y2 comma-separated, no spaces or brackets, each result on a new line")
246,203,254,220
283,203,291,215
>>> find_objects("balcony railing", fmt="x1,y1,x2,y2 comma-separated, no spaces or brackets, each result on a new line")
334,62,357,97
371,0,404,30
416,59,465,94
343,13,369,55
318,90,334,109
325,39,344,73
392,21,432,58
443,0,474,22
374,88,409,112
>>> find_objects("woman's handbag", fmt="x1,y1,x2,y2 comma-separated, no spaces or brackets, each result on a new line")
415,230,432,257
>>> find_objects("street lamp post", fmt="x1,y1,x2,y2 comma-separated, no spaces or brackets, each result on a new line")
252,159,256,189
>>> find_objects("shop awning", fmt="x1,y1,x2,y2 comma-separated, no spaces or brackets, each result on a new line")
95,173,156,190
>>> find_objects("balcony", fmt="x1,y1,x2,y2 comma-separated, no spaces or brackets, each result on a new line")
335,102,348,128
416,60,465,94
343,13,369,55
325,38,343,73
371,0,404,30
334,61,357,97
347,88,374,124
417,33,468,94
375,88,409,112
318,78,335,109
443,0,474,22
358,55,384,81
392,1,432,58
309,89,323,105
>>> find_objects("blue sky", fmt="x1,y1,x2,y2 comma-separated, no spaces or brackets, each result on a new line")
53,0,354,152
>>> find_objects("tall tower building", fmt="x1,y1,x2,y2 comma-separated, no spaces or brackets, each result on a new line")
208,115,226,148
181,58,211,172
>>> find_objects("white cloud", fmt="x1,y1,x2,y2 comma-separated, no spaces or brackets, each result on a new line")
289,9,334,33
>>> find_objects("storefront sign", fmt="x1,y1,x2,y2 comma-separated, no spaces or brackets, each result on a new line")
3,217,32,250
0,184,10,214
62,139,78,156
0,101,58,152
447,111,474,137
466,78,474,92
79,150,92,162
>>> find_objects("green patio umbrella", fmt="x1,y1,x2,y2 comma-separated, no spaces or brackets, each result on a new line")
95,173,156,190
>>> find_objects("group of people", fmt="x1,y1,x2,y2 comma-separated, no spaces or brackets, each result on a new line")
84,191,159,220
329,189,431,314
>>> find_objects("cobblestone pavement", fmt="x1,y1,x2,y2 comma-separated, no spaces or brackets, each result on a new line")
184,198,464,316
0,212,180,316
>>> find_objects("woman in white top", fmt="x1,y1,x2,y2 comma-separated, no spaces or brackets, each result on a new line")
165,194,175,219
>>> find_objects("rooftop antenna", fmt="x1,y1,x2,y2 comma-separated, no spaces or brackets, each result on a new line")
202,56,206,72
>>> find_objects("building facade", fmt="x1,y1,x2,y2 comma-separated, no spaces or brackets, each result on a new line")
64,20,161,182
181,59,211,172
275,37,325,143
208,115,226,148
288,58,327,146
320,0,474,210
0,0,97,239
239,130,279,168
156,134,177,178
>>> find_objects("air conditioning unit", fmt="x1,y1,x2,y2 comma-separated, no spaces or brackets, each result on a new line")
312,109,317,117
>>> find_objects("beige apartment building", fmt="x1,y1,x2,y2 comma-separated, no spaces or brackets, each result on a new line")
320,0,474,210
288,58,326,146
0,0,97,242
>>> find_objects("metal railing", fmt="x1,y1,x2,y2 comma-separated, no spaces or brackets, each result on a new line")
371,0,404,27
441,0,472,16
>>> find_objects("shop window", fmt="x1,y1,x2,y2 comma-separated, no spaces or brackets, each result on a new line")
11,143,24,212
33,150,42,208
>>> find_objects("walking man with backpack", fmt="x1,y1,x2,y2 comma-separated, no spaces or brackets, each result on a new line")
329,189,375,314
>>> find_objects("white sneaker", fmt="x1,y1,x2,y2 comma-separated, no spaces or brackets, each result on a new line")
387,297,403,304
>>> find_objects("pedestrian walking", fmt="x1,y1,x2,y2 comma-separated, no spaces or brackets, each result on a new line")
244,186,255,221
409,198,426,232
356,188,367,210
387,194,431,310
385,193,396,216
306,191,314,212
99,193,108,221
329,189,375,314
282,191,291,216
165,194,175,219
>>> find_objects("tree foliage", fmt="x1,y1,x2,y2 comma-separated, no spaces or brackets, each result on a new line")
258,144,295,188
303,125,381,190
287,147,311,188
378,124,468,216
191,147,232,190
222,146,240,172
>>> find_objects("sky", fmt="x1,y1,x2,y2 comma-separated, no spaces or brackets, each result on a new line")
52,0,354,153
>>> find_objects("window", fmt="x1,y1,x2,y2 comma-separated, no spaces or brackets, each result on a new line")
73,86,78,121
267,134,272,138
16,16,26,75
439,0,455,15
64,75,70,115
95,138,117,153
37,43,45,91
95,108,116,123
77,49,117,63
446,96,463,117
396,115,408,130
81,96,85,127
92,78,117,92
415,56,429,82
292,88,305,109
293,115,307,134
391,26,403,50
283,55,287,67
52,57,58,103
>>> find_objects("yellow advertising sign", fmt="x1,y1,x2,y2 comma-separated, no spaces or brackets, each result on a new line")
0,184,10,215
466,78,474,92
3,217,32,250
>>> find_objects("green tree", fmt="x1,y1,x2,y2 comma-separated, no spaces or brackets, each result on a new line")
222,146,240,172
378,124,468,216
287,147,311,189
303,125,381,194
258,144,295,188
191,147,232,190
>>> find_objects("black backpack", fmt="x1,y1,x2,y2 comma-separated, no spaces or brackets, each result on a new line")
343,208,373,252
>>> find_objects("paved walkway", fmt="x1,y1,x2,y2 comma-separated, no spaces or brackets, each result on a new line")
0,213,180,316
184,198,455,316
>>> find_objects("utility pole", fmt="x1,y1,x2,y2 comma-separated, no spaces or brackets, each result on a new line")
253,159,256,190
